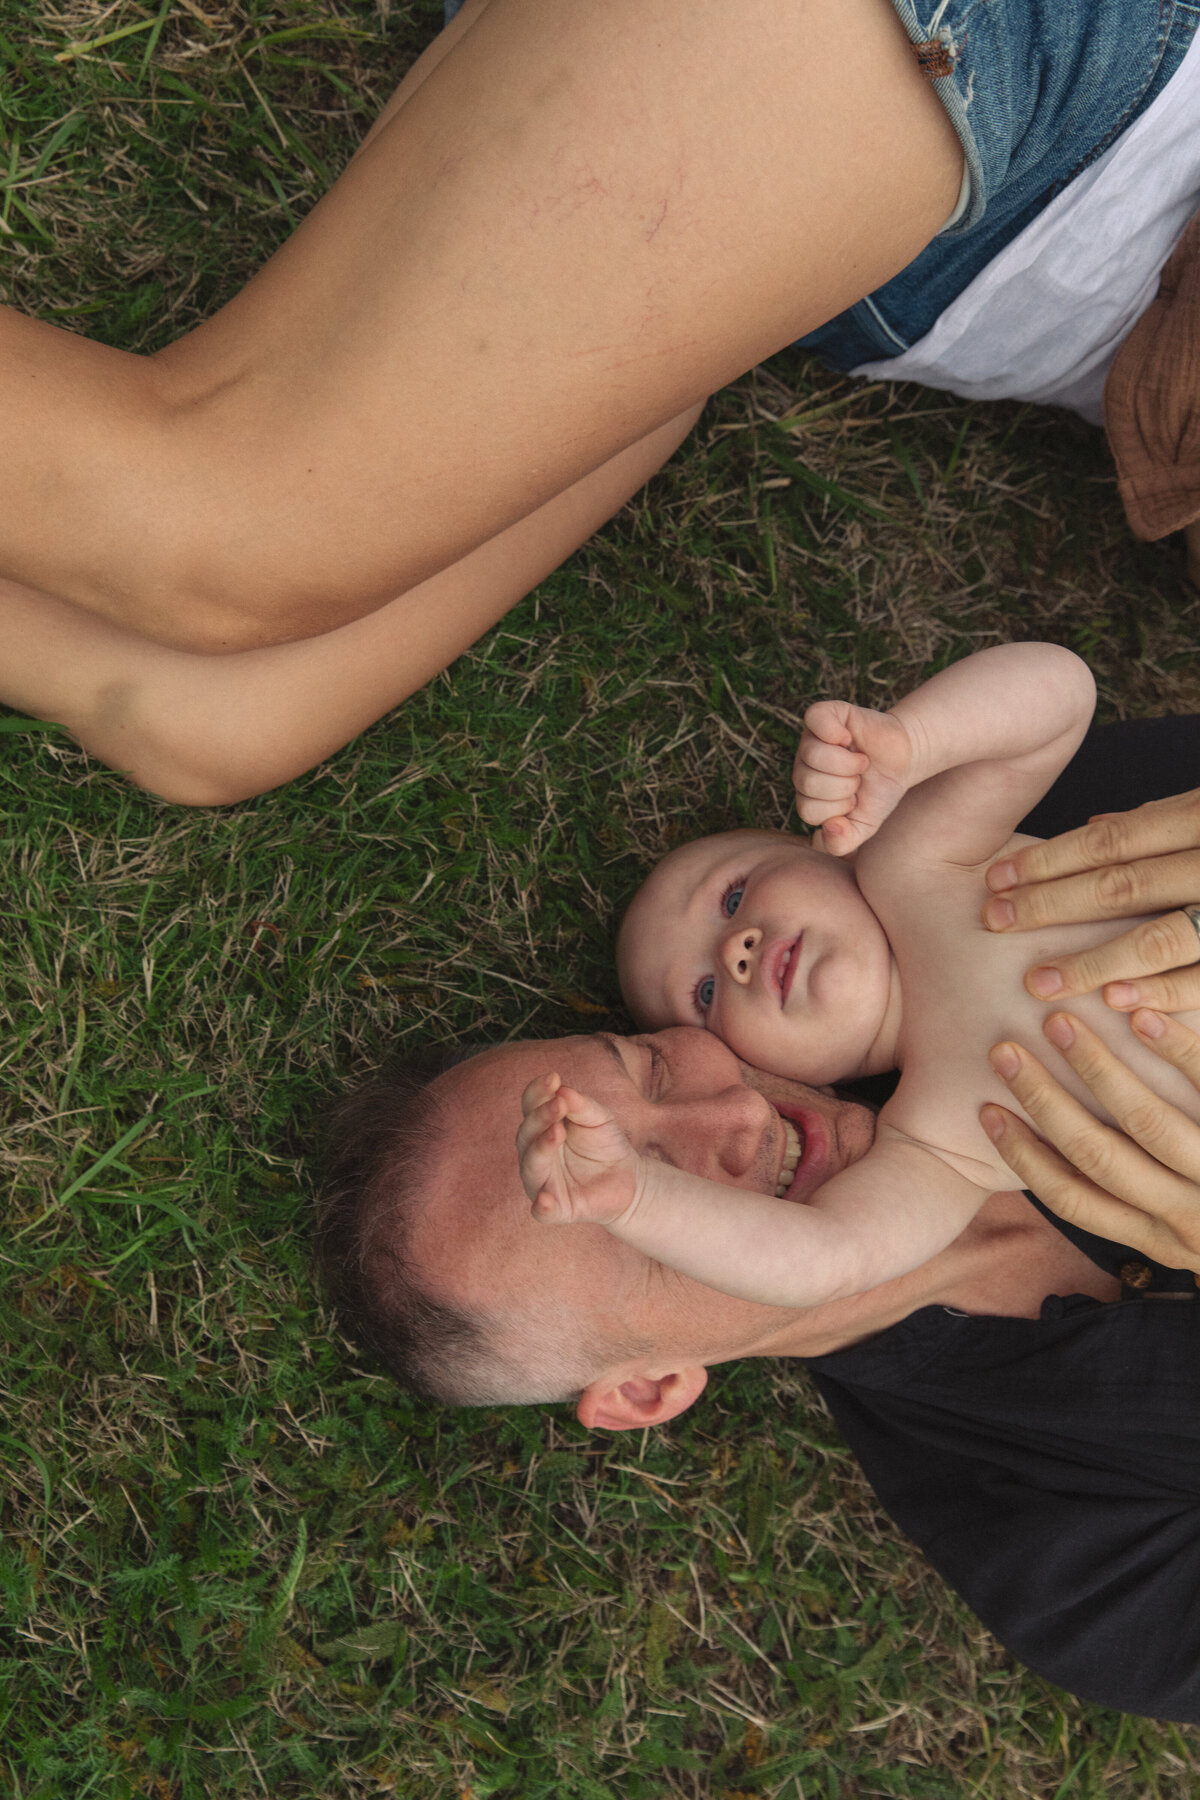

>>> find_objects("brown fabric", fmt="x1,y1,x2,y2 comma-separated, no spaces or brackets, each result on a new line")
1104,209,1200,541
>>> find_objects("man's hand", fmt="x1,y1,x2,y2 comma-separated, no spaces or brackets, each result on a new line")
517,1073,644,1227
794,700,914,855
982,788,1200,1011
982,1008,1200,1274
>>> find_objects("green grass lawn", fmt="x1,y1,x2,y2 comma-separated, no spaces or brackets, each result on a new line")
4,5,1200,1796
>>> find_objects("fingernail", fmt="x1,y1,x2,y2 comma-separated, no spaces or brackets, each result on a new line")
1044,1014,1075,1051
1104,981,1139,1009
984,898,1015,930
1132,1008,1165,1039
1028,966,1063,998
989,1044,1020,1080
981,1105,1006,1143
987,860,1018,893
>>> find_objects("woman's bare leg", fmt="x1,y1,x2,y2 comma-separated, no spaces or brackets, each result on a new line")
0,4,695,806
0,0,961,652
0,404,701,804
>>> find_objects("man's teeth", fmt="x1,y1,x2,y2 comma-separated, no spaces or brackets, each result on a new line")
774,1118,803,1196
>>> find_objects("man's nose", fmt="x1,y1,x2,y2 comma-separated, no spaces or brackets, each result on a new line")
662,1084,769,1182
720,924,763,985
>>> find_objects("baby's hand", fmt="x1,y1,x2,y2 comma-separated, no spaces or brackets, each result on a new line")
517,1073,643,1227
794,700,914,854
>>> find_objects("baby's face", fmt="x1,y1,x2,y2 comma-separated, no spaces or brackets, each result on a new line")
617,829,895,1084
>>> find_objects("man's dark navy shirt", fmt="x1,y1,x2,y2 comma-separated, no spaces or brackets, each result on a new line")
806,716,1200,1722
807,1204,1200,1720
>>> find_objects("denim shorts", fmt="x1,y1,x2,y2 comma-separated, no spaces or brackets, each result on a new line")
441,2,1198,369
801,0,1200,369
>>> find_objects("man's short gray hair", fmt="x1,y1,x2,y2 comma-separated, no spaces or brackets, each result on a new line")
314,1048,638,1406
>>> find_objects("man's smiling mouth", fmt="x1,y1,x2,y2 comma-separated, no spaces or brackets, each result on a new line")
774,1116,803,1196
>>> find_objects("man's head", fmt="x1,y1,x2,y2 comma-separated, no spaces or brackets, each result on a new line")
316,1028,876,1427
616,830,893,1085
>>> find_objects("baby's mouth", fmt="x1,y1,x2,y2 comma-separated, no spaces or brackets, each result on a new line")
774,1116,804,1197
774,935,803,1007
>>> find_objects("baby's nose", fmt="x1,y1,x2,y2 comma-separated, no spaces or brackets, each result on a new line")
721,925,762,984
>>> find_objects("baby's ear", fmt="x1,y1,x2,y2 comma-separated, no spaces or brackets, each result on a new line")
576,1366,707,1432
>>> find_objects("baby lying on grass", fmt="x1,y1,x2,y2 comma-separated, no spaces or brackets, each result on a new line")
517,643,1200,1307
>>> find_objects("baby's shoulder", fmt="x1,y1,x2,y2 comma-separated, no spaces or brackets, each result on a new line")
879,1071,1010,1194
859,824,1039,884
858,828,1039,935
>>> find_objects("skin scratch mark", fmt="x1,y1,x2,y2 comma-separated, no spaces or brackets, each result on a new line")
563,336,702,369
525,173,612,231
643,198,669,243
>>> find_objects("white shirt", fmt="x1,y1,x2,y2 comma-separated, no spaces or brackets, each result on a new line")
853,29,1200,424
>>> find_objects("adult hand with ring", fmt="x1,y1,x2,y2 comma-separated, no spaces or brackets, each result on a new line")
981,787,1200,1013
983,1007,1200,1274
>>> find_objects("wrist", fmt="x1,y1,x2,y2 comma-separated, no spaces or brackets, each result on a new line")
621,1154,673,1231
883,704,925,788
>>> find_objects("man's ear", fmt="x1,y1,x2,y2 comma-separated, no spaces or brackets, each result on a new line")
576,1365,708,1432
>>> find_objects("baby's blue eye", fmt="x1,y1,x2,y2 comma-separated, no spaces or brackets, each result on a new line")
697,976,715,1010
723,887,743,917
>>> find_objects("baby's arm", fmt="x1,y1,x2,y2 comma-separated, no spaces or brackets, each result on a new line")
795,642,1096,865
518,1075,987,1307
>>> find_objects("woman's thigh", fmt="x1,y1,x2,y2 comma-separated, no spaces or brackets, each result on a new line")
144,0,962,648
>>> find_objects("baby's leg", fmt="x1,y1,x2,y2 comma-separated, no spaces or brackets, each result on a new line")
1,403,700,803
0,0,962,653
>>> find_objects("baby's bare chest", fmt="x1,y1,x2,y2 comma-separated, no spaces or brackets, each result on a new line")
879,858,1200,1182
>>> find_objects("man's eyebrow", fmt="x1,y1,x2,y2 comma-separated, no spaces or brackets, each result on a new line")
598,1030,662,1093
596,1032,630,1075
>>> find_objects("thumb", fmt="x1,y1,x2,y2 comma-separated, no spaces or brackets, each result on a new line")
819,816,860,856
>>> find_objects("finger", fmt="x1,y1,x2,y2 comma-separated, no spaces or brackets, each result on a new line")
1104,965,1200,1013
520,1125,567,1207
520,1072,562,1116
1020,909,1200,1001
801,700,855,748
1130,1007,1200,1096
795,794,853,829
991,1024,1200,1192
983,847,1200,933
1042,1010,1200,1183
795,738,869,779
821,815,870,855
555,1084,614,1128
520,1116,565,1163
811,814,858,854
793,769,861,804
979,1103,1179,1259
985,790,1200,891
531,1183,569,1223
515,1095,566,1159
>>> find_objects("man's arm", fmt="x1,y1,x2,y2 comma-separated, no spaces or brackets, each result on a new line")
795,643,1096,867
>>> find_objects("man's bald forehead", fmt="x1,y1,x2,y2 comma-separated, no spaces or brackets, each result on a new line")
409,1035,645,1379
427,1034,590,1114
413,1034,612,1293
